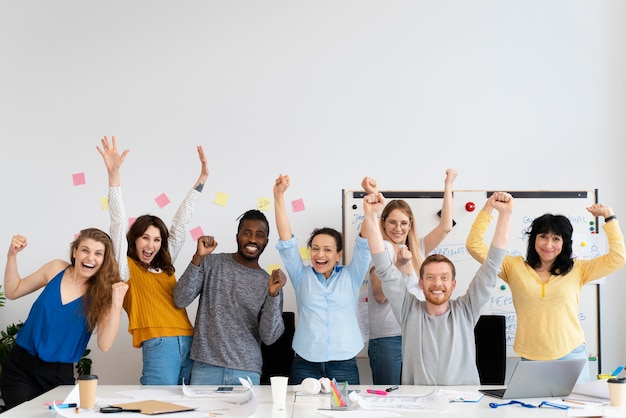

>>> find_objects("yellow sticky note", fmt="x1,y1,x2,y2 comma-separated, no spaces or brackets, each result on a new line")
213,192,229,206
101,197,109,211
258,197,271,211
267,263,281,274
299,247,310,260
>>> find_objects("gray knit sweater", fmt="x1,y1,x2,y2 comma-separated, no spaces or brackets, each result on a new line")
174,253,284,374
372,245,505,385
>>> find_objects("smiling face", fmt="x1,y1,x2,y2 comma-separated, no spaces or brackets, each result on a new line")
534,232,563,266
72,238,106,278
236,219,269,261
419,260,456,307
310,233,343,279
383,208,412,245
134,225,162,266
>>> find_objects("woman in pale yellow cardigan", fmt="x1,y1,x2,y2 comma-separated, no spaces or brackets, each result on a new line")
466,201,625,382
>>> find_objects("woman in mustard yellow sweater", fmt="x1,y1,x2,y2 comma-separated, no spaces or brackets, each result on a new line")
466,201,625,382
98,136,208,385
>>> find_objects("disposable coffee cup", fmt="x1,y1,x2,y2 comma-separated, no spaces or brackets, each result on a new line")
608,378,626,407
270,376,288,410
77,374,98,409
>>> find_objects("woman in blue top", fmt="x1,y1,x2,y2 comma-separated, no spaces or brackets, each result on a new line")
273,174,372,385
0,228,128,410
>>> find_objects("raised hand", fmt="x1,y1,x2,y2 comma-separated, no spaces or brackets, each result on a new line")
361,176,379,195
111,281,129,308
268,268,287,297
273,174,290,196
195,235,218,257
8,235,28,257
196,145,209,182
396,245,413,267
490,192,514,215
586,203,614,219
363,192,385,217
97,136,130,173
444,169,458,186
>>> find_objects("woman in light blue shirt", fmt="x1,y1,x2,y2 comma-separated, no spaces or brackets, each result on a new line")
273,174,371,385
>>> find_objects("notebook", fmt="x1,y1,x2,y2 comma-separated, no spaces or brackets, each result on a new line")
479,358,586,399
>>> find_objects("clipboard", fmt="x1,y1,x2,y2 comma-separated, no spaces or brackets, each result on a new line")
110,400,195,415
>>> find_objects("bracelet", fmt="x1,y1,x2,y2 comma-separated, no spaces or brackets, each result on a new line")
605,215,617,223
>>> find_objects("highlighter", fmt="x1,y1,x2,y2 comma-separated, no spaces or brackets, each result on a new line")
367,389,388,396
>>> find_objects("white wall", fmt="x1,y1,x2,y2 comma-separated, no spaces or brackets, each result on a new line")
1,1,625,384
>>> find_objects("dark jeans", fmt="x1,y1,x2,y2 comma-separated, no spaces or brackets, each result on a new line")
368,335,402,385
289,353,360,385
0,344,74,410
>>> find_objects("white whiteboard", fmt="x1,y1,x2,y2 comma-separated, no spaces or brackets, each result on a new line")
343,189,604,367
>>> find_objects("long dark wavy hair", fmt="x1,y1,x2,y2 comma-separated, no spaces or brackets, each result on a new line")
126,215,175,275
70,228,120,331
525,214,574,276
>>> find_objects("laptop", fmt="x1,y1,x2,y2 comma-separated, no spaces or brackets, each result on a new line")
479,358,586,399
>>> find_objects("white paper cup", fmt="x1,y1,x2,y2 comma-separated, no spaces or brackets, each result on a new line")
270,376,289,410
301,378,321,394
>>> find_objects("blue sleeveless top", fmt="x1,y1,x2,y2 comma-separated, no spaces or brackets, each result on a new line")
16,269,92,363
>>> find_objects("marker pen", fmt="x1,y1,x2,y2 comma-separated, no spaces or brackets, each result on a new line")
367,389,388,396
49,403,78,409
386,385,399,392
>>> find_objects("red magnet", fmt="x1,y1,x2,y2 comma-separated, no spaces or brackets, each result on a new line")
465,202,476,212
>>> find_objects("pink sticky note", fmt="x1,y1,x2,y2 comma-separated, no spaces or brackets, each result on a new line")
190,226,204,241
292,198,305,213
155,193,170,209
128,217,137,228
72,172,86,186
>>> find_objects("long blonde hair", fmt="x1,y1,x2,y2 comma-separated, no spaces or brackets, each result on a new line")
379,199,424,274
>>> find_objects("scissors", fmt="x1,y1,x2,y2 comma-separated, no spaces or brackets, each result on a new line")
99,406,142,413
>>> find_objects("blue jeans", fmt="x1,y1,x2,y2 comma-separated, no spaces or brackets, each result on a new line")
368,336,402,385
522,343,590,384
140,336,193,385
289,354,360,385
190,362,260,385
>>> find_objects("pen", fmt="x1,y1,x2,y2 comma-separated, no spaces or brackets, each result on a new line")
612,366,624,376
386,385,399,392
561,399,586,405
367,389,388,396
49,403,78,409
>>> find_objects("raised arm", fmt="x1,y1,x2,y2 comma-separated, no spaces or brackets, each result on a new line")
465,193,496,264
4,235,68,299
423,169,457,253
273,174,293,241
487,192,514,249
168,146,209,262
96,281,129,351
362,193,386,254
97,136,131,281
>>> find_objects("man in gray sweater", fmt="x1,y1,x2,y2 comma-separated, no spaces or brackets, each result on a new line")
174,209,286,385
362,191,513,385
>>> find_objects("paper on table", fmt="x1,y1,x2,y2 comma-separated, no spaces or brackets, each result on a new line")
443,389,484,403
349,388,448,411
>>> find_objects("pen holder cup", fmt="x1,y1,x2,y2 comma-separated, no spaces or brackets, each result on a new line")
329,384,350,409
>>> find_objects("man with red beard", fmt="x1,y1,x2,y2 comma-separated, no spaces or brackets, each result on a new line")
174,209,286,385
363,191,513,385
